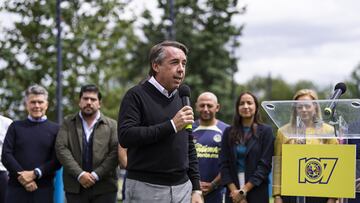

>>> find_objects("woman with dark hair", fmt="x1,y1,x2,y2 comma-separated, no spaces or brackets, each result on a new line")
220,92,274,203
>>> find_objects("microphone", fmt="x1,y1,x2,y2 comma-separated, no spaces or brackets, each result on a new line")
178,84,192,132
324,82,347,118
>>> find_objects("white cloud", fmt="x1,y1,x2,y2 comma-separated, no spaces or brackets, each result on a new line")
236,0,360,86
2,0,360,88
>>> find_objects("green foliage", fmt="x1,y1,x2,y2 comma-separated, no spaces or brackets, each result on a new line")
0,0,138,120
293,80,316,92
132,0,245,123
246,75,293,100
2,0,358,127
345,63,360,99
244,75,332,126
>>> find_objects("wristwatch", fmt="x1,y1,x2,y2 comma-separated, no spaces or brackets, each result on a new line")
239,188,247,197
211,181,218,189
34,169,40,179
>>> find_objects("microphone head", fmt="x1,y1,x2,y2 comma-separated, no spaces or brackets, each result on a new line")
334,82,347,94
178,84,191,98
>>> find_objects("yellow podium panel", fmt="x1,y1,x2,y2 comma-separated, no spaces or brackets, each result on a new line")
282,144,355,198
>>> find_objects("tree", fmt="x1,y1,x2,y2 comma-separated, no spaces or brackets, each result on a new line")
246,75,293,100
243,75,333,126
130,0,246,123
293,80,317,93
345,63,360,99
0,0,139,120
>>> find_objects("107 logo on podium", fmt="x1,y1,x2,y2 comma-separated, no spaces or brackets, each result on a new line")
298,157,338,184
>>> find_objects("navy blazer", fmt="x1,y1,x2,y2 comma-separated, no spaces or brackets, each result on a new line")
220,124,274,203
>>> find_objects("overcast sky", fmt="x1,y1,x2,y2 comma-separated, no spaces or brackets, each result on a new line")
234,0,360,87
123,0,360,87
2,0,360,88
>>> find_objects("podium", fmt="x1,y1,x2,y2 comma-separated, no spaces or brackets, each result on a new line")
261,99,360,202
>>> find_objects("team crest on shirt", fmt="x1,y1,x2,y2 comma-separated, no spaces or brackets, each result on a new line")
213,134,222,142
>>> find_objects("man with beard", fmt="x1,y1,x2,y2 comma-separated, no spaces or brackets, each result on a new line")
192,92,229,203
56,84,118,203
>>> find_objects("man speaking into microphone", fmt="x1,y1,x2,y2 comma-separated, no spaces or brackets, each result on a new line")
118,41,203,203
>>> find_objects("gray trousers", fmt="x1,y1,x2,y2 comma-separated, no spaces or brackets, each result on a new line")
124,178,192,203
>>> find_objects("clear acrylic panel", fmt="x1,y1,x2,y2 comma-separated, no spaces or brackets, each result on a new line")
262,99,360,139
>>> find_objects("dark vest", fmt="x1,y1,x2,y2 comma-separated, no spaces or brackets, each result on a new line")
82,124,97,172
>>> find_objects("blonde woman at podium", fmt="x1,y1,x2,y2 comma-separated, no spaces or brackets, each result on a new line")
273,89,338,203
220,92,274,203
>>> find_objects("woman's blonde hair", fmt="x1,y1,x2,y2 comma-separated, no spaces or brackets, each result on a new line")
292,89,318,100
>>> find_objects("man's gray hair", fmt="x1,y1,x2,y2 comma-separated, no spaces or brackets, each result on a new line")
148,40,188,76
25,84,48,101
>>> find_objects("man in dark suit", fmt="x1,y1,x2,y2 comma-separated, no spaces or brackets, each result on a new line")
56,84,118,203
1,84,61,203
